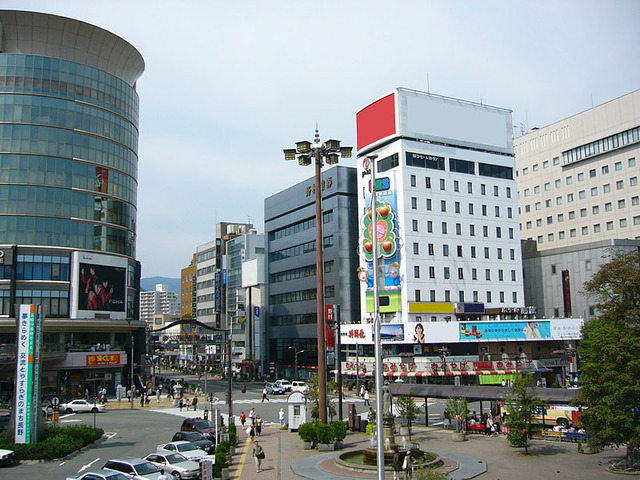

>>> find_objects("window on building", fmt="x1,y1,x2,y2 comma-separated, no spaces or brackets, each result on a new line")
566,175,573,185
484,247,490,259
458,268,464,280
426,198,432,210
620,218,628,228
444,290,451,302
619,199,626,209
481,184,486,195
442,222,448,234
486,291,492,303
440,178,446,190
589,169,596,178
410,175,416,187
582,226,589,235
615,161,622,171
577,172,584,181
591,187,598,196
606,221,613,230
414,265,420,278
470,224,476,236
471,246,477,258
629,157,637,167
468,182,473,193
413,242,419,255
429,266,435,278
603,184,611,193
497,248,503,259
602,165,609,174
558,213,564,222
580,208,587,217
430,290,436,302
594,224,601,233
441,200,447,212
454,180,459,192
444,267,450,279
457,245,463,257
428,243,435,255
485,269,491,280
496,226,502,238
412,219,419,231
415,289,421,301
426,176,432,188
472,268,478,280
469,203,474,215
427,221,433,232
443,244,449,256
411,197,417,209
544,182,551,191
616,180,624,190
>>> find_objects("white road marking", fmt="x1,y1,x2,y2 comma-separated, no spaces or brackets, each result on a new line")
78,457,100,472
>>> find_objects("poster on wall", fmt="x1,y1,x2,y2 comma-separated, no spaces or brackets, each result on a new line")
458,321,552,341
71,252,127,319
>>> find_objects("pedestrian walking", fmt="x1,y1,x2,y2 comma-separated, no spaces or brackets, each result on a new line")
364,389,370,406
192,396,198,411
204,407,209,420
256,416,262,436
262,387,269,402
247,424,255,442
403,451,414,480
179,398,184,411
253,440,265,473
360,385,365,398
279,408,285,428
392,451,403,480
156,388,161,403
249,407,256,425
240,411,246,427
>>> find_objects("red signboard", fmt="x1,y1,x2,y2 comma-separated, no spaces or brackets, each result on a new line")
325,304,336,348
473,361,493,370
356,93,396,151
86,354,121,366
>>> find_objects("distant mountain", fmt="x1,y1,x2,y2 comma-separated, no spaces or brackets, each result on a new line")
140,276,181,293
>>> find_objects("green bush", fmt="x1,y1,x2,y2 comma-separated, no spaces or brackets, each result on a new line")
228,423,238,446
331,420,348,441
0,425,103,460
213,450,227,477
297,422,317,443
366,423,376,435
315,423,334,444
507,431,527,447
216,440,231,455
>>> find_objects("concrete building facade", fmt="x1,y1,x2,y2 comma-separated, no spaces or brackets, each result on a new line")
139,284,179,327
515,90,640,321
265,165,360,377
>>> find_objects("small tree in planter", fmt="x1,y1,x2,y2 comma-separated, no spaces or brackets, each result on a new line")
505,373,547,455
396,393,421,440
331,420,348,448
298,422,317,449
316,422,336,451
446,397,469,441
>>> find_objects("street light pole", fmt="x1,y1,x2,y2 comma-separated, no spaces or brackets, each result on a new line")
288,346,304,381
284,128,352,424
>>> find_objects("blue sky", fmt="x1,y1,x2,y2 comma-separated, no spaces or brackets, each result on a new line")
4,0,640,278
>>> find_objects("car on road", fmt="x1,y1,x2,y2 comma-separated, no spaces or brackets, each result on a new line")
291,381,309,394
171,431,214,453
156,441,210,461
275,379,292,392
66,470,131,480
59,399,106,413
0,448,15,467
180,417,216,440
143,452,200,480
265,382,285,395
103,457,162,479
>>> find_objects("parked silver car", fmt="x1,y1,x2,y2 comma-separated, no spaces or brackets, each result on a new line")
102,457,162,480
265,382,285,395
143,452,200,480
156,441,210,461
66,470,131,480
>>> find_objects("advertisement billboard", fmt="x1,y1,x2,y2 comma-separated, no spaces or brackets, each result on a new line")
71,252,127,319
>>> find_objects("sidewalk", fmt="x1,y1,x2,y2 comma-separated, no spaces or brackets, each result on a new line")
229,424,624,480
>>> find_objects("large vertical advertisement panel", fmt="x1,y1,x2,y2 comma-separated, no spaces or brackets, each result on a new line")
15,304,42,444
360,171,402,313
70,252,127,319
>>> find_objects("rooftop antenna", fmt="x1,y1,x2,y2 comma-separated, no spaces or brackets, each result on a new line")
426,73,430,93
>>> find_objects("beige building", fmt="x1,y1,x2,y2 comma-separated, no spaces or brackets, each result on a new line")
515,90,640,321
514,90,640,248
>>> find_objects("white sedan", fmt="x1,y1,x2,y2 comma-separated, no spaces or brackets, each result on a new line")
156,441,210,461
0,448,15,467
59,399,106,413
143,452,200,480
66,470,130,480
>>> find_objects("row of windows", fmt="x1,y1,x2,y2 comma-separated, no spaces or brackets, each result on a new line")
14,256,70,281
522,157,636,192
526,196,640,227
0,289,70,317
561,127,640,165
411,219,515,240
0,124,138,177
270,312,316,327
267,211,333,242
0,216,134,257
414,289,518,304
412,242,517,261
0,155,137,204
0,185,136,229
403,152,514,179
269,236,334,262
413,265,518,282
0,94,138,149
411,197,514,218
270,285,335,305
523,177,637,208
269,260,335,284
0,54,139,123
533,216,640,244
409,174,513,197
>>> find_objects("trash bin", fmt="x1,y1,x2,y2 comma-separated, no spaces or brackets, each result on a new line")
241,384,246,393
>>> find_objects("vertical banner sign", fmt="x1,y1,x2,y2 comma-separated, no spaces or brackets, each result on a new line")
32,305,44,441
561,270,572,318
15,305,37,444
325,304,335,348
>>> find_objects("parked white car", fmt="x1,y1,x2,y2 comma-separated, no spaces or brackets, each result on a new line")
156,441,210,461
291,381,309,394
275,379,292,392
59,399,106,413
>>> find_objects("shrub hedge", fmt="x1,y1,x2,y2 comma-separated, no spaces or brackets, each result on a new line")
0,424,104,460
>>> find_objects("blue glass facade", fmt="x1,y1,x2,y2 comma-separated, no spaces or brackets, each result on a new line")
0,54,139,256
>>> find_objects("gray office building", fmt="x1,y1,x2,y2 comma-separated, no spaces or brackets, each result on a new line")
265,165,360,376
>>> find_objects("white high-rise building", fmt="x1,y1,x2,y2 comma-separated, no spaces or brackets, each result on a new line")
356,88,525,326
140,284,179,327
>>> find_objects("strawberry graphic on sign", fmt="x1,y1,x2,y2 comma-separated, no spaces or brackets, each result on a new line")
362,200,397,260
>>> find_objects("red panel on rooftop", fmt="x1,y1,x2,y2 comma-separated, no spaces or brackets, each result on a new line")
356,93,396,151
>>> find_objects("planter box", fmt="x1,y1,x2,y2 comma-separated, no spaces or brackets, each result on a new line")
318,443,336,451
399,426,411,437
452,431,467,442
302,441,314,450
221,469,230,480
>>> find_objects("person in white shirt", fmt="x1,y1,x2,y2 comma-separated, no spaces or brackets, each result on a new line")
158,469,172,480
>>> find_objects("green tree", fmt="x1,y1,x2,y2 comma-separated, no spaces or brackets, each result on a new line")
396,393,421,440
445,397,469,432
576,249,640,469
505,373,546,454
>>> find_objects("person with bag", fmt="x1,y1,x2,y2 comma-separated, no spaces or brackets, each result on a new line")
403,451,414,480
253,440,265,473
240,411,246,427
392,451,403,480
246,424,255,442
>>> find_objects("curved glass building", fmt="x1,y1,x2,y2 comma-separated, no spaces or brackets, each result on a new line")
0,10,145,399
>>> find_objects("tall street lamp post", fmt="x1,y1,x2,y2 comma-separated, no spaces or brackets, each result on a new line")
284,127,352,424
363,154,385,479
